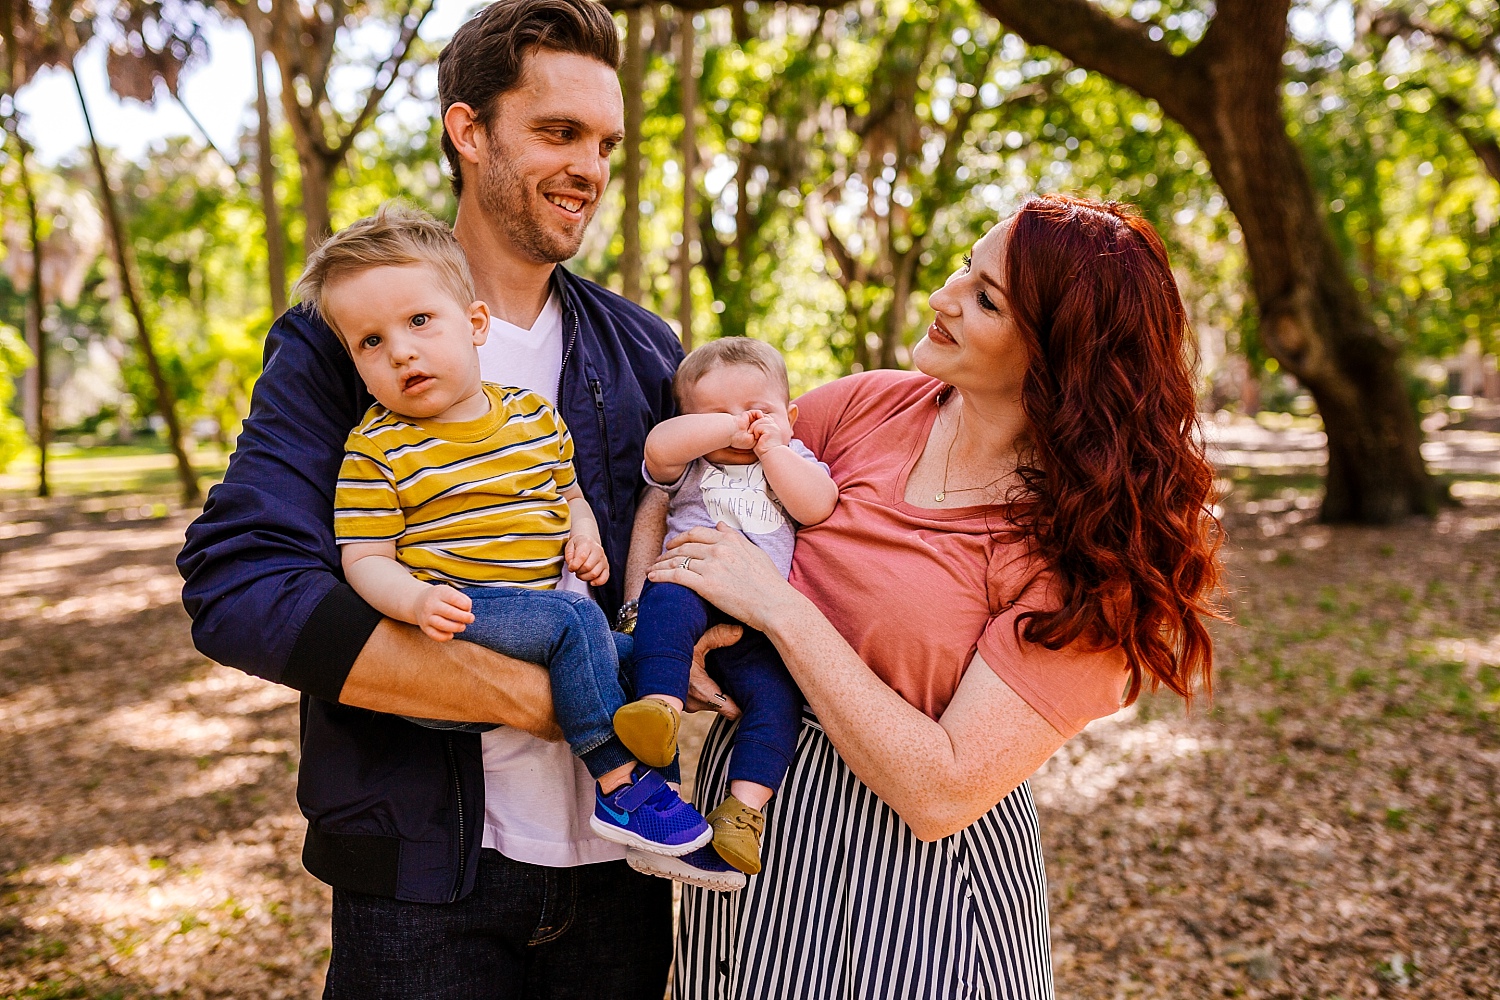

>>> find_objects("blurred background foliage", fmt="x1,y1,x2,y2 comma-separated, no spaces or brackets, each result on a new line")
0,0,1497,490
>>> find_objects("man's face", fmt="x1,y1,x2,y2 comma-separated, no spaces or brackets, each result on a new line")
473,48,625,264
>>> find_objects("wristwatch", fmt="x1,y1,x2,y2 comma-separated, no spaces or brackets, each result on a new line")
615,599,640,635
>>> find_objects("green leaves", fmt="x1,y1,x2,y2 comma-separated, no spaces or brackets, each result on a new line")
0,319,33,470
1289,0,1500,360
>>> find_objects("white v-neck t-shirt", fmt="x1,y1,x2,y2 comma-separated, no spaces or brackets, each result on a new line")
474,290,625,868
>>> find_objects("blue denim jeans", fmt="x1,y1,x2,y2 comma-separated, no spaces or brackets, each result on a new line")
324,850,672,999
630,581,802,792
404,587,634,781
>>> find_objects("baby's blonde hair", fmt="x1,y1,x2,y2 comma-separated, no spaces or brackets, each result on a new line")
293,203,475,342
674,337,790,409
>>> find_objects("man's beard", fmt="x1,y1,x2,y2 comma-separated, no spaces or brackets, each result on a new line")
476,138,597,264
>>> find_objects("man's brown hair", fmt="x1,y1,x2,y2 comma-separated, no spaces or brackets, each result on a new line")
438,0,621,199
674,337,791,409
293,203,475,343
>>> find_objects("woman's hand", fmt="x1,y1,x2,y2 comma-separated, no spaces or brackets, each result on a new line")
648,524,799,632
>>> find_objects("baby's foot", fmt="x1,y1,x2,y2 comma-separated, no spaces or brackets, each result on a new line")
590,766,711,857
613,699,680,769
707,795,766,874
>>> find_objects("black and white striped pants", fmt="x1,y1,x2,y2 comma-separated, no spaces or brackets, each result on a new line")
676,711,1056,999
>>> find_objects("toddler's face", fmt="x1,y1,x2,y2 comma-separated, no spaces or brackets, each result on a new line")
682,363,797,465
325,264,489,420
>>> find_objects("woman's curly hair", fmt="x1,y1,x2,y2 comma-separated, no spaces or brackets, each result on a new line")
1003,194,1224,705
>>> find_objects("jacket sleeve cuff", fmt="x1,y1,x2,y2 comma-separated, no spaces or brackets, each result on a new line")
283,583,384,703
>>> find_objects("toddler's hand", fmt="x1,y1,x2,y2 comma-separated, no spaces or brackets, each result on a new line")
566,535,611,585
417,585,473,643
728,410,762,452
750,414,788,456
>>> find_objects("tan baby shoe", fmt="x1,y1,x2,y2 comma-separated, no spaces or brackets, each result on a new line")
613,699,680,769
708,796,766,875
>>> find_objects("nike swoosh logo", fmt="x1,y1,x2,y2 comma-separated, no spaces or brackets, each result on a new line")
600,801,631,825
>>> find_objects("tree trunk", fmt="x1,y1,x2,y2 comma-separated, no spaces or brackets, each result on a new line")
295,149,336,256
71,62,201,506
977,0,1441,523
1190,20,1437,522
12,126,49,497
247,6,289,316
257,0,434,257
620,7,646,304
677,13,697,350
1436,95,1500,186
878,249,918,370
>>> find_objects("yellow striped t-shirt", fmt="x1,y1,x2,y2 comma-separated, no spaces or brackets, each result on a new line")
334,383,578,589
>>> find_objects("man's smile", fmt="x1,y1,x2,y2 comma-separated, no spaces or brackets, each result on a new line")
544,191,588,216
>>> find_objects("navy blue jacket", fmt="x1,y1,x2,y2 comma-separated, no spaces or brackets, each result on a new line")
177,268,683,902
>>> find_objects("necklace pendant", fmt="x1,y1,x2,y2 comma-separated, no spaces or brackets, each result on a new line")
934,491,944,502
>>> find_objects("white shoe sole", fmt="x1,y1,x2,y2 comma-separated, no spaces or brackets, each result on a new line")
590,816,713,857
626,848,747,892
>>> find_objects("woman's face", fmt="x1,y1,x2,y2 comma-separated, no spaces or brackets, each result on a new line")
912,219,1029,400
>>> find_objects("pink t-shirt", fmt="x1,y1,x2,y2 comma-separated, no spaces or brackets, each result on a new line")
789,369,1129,736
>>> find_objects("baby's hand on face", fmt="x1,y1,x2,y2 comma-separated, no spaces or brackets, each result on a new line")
728,410,761,451
750,414,788,456
566,535,611,585
417,585,474,643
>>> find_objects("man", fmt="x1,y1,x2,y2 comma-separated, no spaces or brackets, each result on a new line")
177,1,734,994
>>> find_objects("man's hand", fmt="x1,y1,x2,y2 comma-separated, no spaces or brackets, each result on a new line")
415,585,474,643
684,623,744,719
341,619,562,741
566,535,611,585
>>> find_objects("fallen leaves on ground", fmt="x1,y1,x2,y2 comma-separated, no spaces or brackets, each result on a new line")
1,481,1497,998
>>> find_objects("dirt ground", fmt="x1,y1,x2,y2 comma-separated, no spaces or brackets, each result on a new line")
1,478,1497,999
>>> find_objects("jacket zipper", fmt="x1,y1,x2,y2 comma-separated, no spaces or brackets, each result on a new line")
556,309,578,405
590,376,617,521
446,737,467,902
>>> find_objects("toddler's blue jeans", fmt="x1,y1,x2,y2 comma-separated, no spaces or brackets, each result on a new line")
630,580,802,793
403,586,636,781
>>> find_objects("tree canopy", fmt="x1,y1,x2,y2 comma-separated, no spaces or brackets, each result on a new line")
2,0,1497,518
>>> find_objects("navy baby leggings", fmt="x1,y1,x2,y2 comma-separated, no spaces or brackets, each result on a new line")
629,580,802,792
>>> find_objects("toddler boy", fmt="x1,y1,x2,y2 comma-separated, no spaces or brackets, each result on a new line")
294,204,710,859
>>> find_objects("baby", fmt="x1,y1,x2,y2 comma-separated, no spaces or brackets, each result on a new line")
294,204,710,859
615,338,838,884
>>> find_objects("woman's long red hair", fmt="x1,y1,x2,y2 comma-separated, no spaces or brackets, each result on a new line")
1004,195,1223,705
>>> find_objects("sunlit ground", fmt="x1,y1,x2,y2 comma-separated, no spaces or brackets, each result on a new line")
0,445,228,505
1,438,1498,998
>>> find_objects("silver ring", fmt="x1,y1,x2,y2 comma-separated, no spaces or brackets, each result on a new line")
680,556,693,571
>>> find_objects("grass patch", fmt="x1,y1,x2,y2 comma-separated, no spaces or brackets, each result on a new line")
0,444,226,502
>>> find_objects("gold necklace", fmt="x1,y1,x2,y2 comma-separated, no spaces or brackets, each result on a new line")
935,403,1011,503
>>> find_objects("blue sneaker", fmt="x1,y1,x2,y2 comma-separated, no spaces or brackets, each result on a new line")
626,845,747,892
590,766,712,857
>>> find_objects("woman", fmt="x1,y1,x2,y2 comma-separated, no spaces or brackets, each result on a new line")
650,195,1222,999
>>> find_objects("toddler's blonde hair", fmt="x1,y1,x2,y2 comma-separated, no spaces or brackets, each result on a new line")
293,203,475,342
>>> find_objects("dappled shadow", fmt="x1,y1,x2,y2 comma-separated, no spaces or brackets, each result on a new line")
3,481,1499,998
2,815,329,999
0,503,330,998
1032,484,1500,998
